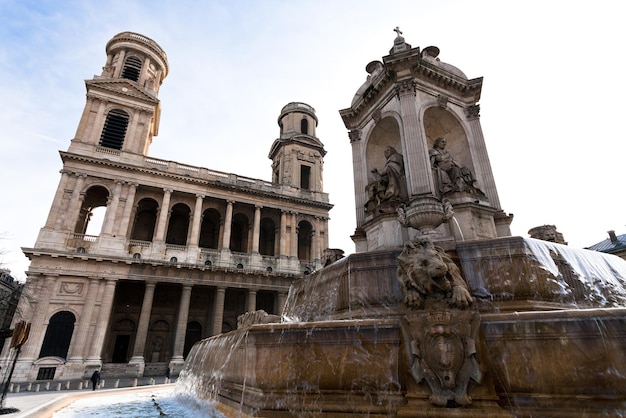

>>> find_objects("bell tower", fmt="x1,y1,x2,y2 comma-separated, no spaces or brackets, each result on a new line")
69,32,169,159
268,102,326,192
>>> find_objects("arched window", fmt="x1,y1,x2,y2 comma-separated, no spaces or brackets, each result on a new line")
300,117,308,135
75,186,109,235
230,213,249,253
166,203,191,245
121,56,143,82
39,311,76,359
297,220,313,261
99,109,129,150
131,198,158,241
199,208,221,249
259,218,276,256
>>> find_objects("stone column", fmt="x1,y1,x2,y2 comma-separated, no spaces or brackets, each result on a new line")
112,50,126,78
46,171,70,229
170,285,192,370
312,218,320,264
102,181,123,236
86,279,117,365
189,195,204,246
128,282,156,376
290,213,298,258
247,290,257,313
279,211,287,256
63,174,86,231
397,80,434,196
221,201,233,250
118,183,137,237
252,205,261,253
154,189,172,242
212,287,226,335
67,278,100,362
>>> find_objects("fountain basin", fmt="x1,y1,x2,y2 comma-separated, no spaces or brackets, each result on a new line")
179,237,626,416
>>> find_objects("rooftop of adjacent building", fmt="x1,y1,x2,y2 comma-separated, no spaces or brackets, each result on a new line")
587,230,626,253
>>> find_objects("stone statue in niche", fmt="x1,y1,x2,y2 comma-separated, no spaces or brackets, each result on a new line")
397,238,482,407
429,137,484,197
396,237,474,309
365,146,408,213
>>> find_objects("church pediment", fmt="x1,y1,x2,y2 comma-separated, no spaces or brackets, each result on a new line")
85,79,159,104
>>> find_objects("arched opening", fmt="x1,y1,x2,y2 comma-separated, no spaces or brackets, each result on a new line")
131,198,158,241
85,206,106,236
230,213,249,253
75,185,109,235
297,220,313,261
300,117,308,135
259,218,276,256
300,165,311,190
121,56,143,82
183,321,202,358
99,109,129,150
365,116,402,179
166,203,191,245
39,311,76,359
199,208,221,249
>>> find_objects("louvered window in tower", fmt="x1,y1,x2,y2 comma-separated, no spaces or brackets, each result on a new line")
121,56,142,81
99,109,129,150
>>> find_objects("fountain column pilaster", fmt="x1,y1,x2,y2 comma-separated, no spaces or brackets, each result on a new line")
397,80,434,196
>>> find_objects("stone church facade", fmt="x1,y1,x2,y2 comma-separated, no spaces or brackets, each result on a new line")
8,32,333,382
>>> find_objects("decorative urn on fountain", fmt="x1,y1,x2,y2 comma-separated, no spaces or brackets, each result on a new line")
397,196,454,235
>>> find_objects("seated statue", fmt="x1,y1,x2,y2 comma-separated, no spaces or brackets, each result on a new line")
429,137,483,196
365,146,408,213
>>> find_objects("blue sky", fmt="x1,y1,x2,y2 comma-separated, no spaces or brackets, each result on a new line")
1,0,625,279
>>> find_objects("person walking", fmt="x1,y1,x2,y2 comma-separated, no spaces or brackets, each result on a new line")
90,369,101,391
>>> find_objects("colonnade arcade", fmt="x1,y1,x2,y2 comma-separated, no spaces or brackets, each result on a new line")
57,172,327,267
32,277,286,374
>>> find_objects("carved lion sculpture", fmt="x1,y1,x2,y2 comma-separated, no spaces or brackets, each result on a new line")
397,238,473,309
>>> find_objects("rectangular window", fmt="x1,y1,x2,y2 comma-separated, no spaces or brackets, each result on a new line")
37,367,56,380
300,165,311,190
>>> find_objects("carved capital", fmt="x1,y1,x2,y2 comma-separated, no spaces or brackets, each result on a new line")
465,104,480,120
397,79,416,96
372,109,382,123
348,129,361,143
437,94,449,108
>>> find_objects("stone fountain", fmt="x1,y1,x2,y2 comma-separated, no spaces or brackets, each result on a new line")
177,31,626,417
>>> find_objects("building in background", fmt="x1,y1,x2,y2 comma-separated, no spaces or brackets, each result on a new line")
6,32,333,382
587,230,626,260
0,269,22,352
